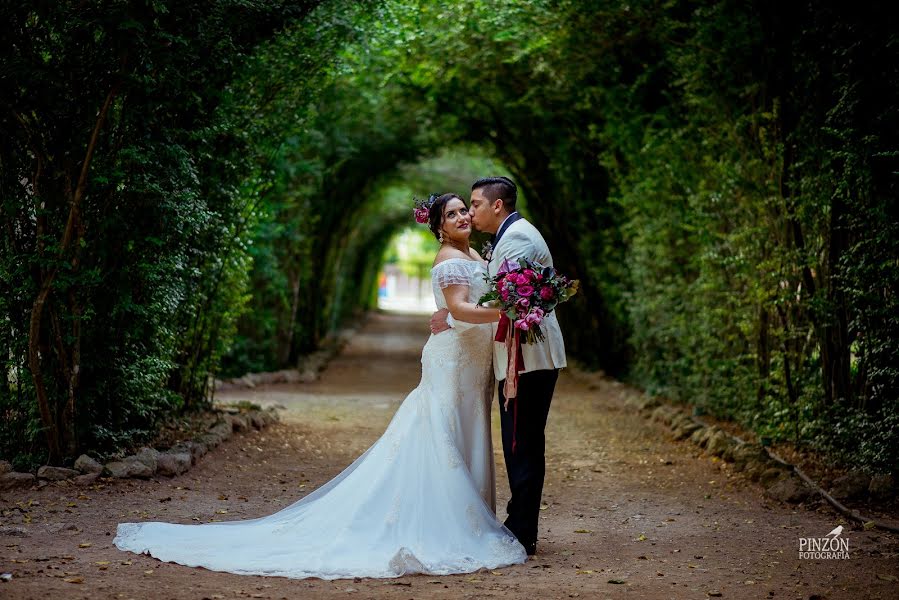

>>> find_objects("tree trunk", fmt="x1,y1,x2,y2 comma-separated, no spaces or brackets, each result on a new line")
28,283,61,463
757,306,771,408
26,83,118,463
824,192,853,408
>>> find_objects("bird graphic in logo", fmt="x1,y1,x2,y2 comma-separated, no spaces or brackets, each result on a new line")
826,525,843,537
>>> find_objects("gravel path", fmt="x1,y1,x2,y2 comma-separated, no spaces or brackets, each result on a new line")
2,312,897,599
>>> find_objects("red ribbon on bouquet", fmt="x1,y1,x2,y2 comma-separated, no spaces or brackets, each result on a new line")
495,313,525,453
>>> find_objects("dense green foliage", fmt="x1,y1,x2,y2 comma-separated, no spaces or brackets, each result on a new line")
0,0,323,466
2,1,896,473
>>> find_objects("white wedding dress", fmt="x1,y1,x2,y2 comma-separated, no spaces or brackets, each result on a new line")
114,257,527,579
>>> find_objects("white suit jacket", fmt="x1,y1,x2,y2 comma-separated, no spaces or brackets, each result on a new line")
487,218,567,381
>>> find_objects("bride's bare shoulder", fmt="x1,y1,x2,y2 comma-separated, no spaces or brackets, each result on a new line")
432,247,474,267
467,247,487,264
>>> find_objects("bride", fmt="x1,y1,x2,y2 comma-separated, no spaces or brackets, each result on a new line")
114,193,527,579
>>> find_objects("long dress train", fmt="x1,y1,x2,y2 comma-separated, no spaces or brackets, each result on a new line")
113,257,526,579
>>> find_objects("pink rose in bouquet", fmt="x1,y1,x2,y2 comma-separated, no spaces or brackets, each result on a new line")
525,307,544,326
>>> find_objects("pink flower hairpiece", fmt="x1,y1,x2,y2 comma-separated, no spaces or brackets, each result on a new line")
413,193,439,224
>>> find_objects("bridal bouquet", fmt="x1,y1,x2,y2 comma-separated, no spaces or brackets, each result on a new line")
479,257,579,344
479,257,578,404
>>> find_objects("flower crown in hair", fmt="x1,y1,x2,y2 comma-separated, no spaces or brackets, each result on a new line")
413,193,439,224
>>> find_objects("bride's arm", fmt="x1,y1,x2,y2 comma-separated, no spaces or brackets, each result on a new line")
443,284,501,324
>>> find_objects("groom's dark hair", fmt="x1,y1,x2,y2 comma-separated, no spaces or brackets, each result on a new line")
472,176,517,212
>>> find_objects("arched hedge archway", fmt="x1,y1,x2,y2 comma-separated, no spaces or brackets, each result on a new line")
2,1,895,473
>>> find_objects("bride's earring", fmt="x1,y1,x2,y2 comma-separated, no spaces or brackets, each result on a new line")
438,232,444,243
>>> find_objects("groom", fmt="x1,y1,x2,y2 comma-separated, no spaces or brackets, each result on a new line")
430,176,566,555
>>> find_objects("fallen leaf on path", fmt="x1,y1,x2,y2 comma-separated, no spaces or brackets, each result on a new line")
574,529,592,534
63,577,84,584
78,542,92,548
877,574,897,582
577,570,594,575
607,578,626,584
143,570,154,575
636,533,646,541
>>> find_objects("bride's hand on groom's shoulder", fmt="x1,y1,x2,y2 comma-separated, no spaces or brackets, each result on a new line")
430,308,451,334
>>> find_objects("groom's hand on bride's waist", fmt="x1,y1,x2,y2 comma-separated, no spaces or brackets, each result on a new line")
430,308,451,334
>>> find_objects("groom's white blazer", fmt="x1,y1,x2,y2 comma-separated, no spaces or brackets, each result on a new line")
488,217,567,381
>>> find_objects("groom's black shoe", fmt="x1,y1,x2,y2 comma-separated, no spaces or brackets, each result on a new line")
524,542,537,556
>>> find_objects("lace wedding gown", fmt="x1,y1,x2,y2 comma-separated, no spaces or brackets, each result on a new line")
114,257,527,579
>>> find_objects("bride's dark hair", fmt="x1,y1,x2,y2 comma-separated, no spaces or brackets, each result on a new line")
428,193,467,241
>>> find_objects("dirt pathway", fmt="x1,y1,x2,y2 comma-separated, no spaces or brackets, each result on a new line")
2,312,897,599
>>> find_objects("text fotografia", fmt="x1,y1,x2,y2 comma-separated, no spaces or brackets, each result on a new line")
799,526,850,559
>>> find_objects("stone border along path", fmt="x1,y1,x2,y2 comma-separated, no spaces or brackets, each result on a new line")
0,322,358,490
0,321,360,491
0,407,280,491
590,377,898,531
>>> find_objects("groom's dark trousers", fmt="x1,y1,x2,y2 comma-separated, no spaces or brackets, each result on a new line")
497,368,559,552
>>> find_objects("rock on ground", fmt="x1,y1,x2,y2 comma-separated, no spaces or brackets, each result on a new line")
104,459,154,479
157,452,192,477
74,454,104,474
0,471,35,490
829,471,872,501
36,466,79,481
765,475,814,504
